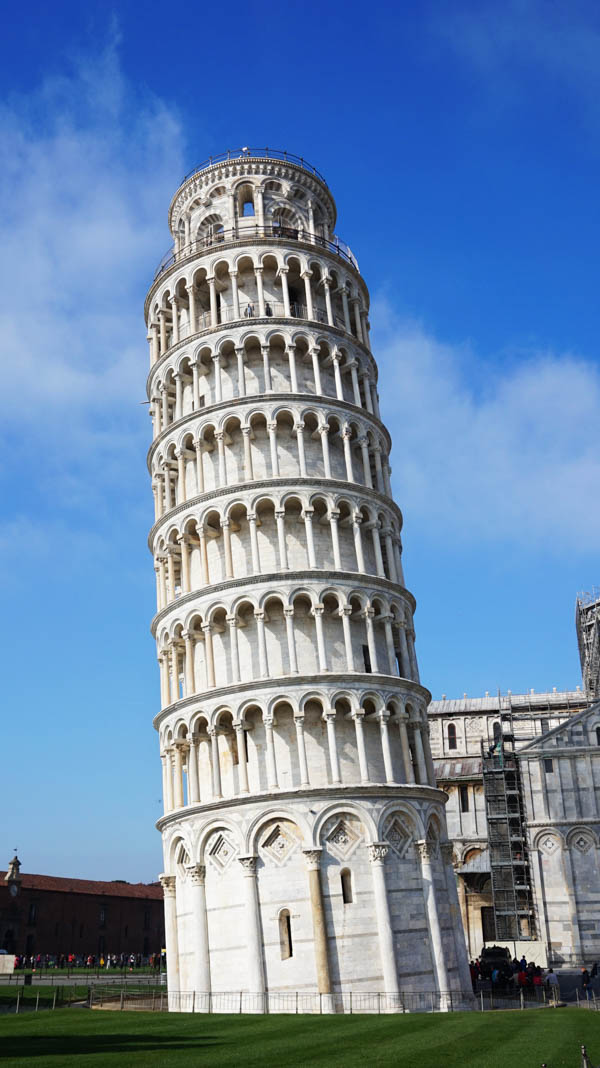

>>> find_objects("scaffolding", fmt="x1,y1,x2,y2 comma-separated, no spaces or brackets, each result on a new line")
481,706,537,942
576,589,600,700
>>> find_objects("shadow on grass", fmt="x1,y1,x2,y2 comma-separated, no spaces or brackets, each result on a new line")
0,1033,222,1059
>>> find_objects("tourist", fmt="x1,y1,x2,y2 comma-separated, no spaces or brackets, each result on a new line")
244,302,254,318
546,969,559,993
582,968,592,999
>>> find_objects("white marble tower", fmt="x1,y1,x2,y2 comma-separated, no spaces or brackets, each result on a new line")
145,148,471,1011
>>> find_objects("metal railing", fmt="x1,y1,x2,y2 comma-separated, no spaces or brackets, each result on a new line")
181,148,328,186
153,225,359,282
89,988,477,1014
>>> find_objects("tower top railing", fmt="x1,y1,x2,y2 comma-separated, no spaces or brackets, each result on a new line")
152,224,359,282
181,148,328,187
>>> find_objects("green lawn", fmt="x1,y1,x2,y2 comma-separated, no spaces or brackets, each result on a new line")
0,1008,599,1067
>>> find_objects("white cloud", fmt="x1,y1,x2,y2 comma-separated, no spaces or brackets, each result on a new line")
374,301,600,552
0,37,185,487
430,0,600,118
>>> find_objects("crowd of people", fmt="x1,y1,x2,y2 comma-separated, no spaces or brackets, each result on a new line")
12,952,162,971
469,954,598,998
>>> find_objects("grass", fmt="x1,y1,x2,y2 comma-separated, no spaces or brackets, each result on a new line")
0,1007,599,1067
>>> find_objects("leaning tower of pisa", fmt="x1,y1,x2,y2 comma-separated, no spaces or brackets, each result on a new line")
145,148,471,1012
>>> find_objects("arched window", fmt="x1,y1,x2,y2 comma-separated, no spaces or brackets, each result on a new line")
595,726,600,746
447,723,457,750
341,868,353,904
242,198,254,217
493,721,501,744
279,909,292,959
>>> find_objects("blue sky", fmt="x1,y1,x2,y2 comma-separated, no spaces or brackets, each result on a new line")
1,0,598,881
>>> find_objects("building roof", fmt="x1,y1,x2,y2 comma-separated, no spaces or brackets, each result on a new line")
434,757,483,781
429,690,589,716
0,872,163,900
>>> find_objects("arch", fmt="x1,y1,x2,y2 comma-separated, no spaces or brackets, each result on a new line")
312,801,378,848
246,807,311,855
447,722,457,750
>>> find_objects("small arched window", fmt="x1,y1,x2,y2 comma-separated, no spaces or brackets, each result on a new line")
242,198,255,217
447,723,457,750
279,909,292,959
493,721,502,744
595,726,600,746
341,868,353,904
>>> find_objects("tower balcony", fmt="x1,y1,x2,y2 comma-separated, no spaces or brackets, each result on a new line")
153,225,359,284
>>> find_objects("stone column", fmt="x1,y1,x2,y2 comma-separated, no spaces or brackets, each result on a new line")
369,523,386,578
195,441,205,494
302,271,314,319
359,437,373,487
169,642,180,702
183,630,195,695
329,510,341,568
383,530,398,583
303,850,333,1011
294,715,310,787
159,875,180,995
198,527,210,586
275,510,288,570
311,347,322,395
349,361,361,406
242,427,253,480
340,605,355,671
227,615,240,683
378,711,395,783
173,744,184,808
341,426,354,481
220,519,233,579
351,297,362,339
171,297,180,345
382,616,398,675
159,309,168,355
255,610,269,678
398,622,411,679
187,865,211,1002
268,421,279,477
160,754,169,813
397,711,415,784
341,287,352,334
320,425,332,478
332,353,344,400
248,513,261,574
235,345,246,396
407,628,420,683
179,536,191,593
440,842,473,995
287,344,299,392
174,373,183,421
186,284,196,335
230,272,241,320
364,608,379,672
560,844,583,962
352,514,365,571
284,607,298,674
352,710,369,783
264,715,279,790
215,430,226,485
360,373,374,414
312,605,328,671
238,856,266,1009
235,723,249,793
202,623,215,687
324,710,341,784
254,266,266,317
192,362,200,411
295,421,307,476
187,736,200,804
261,344,271,392
208,726,222,799
208,276,217,327
323,278,334,326
164,749,174,810
279,266,291,317
412,721,428,785
417,840,451,1003
303,508,316,567
368,844,400,1000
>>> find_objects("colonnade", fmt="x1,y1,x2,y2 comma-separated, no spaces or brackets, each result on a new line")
152,419,391,522
161,702,432,814
148,257,371,369
154,501,403,602
157,597,418,707
149,339,380,439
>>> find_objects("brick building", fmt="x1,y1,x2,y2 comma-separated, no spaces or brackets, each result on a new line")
1,856,164,959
